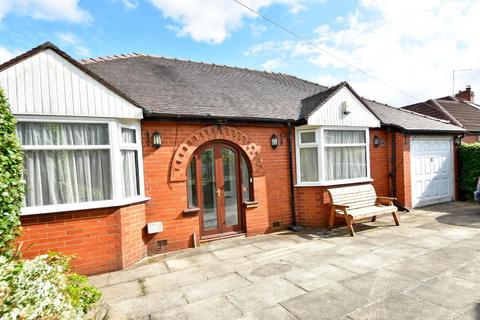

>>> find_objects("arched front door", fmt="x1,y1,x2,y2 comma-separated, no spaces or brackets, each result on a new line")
188,142,252,238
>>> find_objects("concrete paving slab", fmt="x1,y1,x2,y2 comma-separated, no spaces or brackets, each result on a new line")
330,252,399,274
143,268,207,294
404,234,457,250
281,267,337,291
371,243,428,261
447,258,480,284
100,281,143,303
110,290,187,319
455,304,480,320
348,293,457,320
340,269,420,302
150,295,241,320
212,244,263,260
180,272,251,303
241,304,297,320
226,276,306,313
385,254,457,282
107,262,169,286
165,252,220,272
199,256,252,279
281,283,368,320
408,275,480,313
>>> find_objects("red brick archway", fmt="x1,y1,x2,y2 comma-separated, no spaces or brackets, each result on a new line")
170,125,265,182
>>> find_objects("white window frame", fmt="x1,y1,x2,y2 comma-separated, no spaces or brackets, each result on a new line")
296,126,372,187
17,115,148,215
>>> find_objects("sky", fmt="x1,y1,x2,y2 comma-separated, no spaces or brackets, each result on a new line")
0,0,478,107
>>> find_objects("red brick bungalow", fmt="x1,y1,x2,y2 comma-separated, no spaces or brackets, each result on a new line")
0,43,465,275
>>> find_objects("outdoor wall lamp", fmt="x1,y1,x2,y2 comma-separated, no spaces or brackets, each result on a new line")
152,131,162,148
454,135,462,146
373,135,380,148
270,134,279,149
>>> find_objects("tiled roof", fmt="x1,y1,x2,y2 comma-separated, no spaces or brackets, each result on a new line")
402,97,480,133
364,99,465,133
82,54,326,121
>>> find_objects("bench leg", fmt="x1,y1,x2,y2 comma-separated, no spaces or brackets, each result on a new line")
392,211,400,226
371,216,376,222
328,208,335,231
346,215,355,237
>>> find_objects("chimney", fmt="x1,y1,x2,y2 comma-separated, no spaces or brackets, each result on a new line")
455,85,475,103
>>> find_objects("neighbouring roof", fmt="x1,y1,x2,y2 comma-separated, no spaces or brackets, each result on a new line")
402,96,480,133
364,99,465,133
81,53,326,121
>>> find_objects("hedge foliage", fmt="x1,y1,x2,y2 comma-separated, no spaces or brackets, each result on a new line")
0,88,24,257
458,143,480,201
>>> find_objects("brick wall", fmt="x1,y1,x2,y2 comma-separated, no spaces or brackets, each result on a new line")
17,202,147,275
141,121,293,255
463,134,480,144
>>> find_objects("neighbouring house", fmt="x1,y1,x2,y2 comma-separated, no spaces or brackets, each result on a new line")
0,42,465,275
402,86,480,144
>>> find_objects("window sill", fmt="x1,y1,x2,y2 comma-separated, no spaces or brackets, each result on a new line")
295,178,373,187
20,196,151,216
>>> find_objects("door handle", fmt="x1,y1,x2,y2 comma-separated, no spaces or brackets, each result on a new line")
216,189,221,197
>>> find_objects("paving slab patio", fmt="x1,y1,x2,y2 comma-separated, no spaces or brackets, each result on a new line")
89,201,480,319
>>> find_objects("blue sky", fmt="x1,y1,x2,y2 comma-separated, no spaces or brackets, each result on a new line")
0,0,478,106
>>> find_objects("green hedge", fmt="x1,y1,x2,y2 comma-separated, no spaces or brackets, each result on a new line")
0,88,24,256
458,143,480,201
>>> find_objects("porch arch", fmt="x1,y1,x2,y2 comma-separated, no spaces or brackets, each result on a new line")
170,125,265,182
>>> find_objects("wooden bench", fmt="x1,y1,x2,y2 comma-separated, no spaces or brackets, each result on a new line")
327,184,399,236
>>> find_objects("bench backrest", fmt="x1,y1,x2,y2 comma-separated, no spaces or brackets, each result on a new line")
328,184,377,209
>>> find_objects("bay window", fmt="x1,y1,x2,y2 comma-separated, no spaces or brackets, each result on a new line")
17,118,145,214
296,127,370,185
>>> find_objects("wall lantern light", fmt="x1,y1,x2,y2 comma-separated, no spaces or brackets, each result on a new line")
152,131,162,148
454,136,462,146
341,101,351,115
271,134,279,149
373,135,380,148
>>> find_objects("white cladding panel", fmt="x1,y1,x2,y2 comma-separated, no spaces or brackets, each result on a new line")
411,137,453,207
307,87,380,127
0,49,142,119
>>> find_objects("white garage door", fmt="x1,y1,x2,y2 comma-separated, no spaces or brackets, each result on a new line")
411,138,453,207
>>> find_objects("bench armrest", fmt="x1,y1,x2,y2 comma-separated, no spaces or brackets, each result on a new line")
377,196,397,201
332,203,349,209
376,197,396,206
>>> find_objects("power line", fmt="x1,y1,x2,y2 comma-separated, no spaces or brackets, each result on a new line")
231,0,429,104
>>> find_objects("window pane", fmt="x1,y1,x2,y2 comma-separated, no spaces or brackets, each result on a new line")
121,128,136,144
187,158,198,207
121,150,140,197
17,122,109,146
240,155,251,201
23,150,112,206
324,130,365,144
325,146,367,181
300,147,319,182
300,131,316,144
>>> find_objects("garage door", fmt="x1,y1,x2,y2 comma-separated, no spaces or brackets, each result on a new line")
411,138,453,207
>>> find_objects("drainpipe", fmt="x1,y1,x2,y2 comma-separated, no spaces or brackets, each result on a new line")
390,127,397,198
287,122,302,231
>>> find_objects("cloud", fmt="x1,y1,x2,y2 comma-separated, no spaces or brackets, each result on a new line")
0,0,91,23
0,47,16,64
148,0,308,44
55,32,90,57
122,0,139,10
261,58,286,71
247,0,480,106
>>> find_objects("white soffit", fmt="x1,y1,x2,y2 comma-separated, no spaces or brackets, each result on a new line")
0,49,143,119
307,86,380,127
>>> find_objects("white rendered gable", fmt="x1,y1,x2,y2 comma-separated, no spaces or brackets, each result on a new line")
307,86,380,127
0,49,142,119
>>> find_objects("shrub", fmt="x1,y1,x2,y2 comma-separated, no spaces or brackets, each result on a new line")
0,89,102,319
458,143,480,201
0,88,24,256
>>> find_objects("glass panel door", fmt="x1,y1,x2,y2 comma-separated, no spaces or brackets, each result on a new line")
200,147,218,230
223,147,239,226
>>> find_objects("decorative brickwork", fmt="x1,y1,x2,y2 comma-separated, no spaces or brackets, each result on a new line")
169,125,265,182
